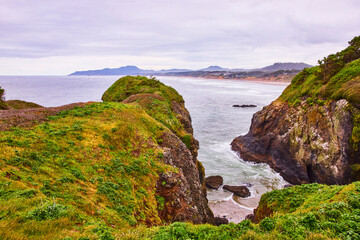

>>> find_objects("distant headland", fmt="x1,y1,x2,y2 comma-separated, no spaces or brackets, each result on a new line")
69,62,312,82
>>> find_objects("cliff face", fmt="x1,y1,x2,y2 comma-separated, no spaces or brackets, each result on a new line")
232,38,360,185
232,99,357,184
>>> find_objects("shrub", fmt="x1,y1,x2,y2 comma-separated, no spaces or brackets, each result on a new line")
260,217,276,231
25,201,68,221
0,86,5,102
181,134,192,149
300,212,318,230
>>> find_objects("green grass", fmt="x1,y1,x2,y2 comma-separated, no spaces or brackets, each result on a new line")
5,100,43,109
0,102,176,239
101,76,184,104
102,75,197,152
280,59,360,107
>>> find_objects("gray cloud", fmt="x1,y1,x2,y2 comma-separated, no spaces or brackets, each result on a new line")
0,0,360,74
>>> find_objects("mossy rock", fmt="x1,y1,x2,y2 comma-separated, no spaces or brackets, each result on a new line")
101,75,184,104
0,101,9,110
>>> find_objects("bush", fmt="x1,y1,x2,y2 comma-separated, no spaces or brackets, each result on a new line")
181,134,192,149
260,217,276,231
25,201,68,221
0,86,5,102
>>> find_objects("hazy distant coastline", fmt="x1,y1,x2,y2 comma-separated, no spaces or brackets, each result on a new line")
69,62,312,82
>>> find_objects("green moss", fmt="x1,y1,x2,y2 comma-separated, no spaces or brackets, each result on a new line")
0,101,8,110
280,36,360,107
101,76,184,104
280,59,360,107
181,134,192,150
5,100,43,109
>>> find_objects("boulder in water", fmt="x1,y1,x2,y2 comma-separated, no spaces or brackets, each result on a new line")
205,175,223,190
232,104,257,108
223,185,250,197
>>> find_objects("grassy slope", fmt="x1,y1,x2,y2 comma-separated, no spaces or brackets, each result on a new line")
5,100,43,109
279,58,360,107
0,75,197,239
0,102,177,239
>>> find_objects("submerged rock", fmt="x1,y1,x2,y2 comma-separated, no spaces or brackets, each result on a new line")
223,185,250,197
205,175,223,190
232,104,257,108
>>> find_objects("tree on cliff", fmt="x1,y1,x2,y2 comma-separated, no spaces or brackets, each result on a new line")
318,35,360,82
0,86,5,102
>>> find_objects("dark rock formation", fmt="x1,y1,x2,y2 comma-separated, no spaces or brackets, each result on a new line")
231,99,358,185
245,214,254,222
232,104,257,108
214,217,229,226
152,92,213,224
223,185,250,197
205,175,223,190
156,130,214,224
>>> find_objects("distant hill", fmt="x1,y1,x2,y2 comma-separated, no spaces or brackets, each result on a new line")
257,62,313,72
69,66,192,76
200,66,229,71
69,65,154,76
69,63,312,76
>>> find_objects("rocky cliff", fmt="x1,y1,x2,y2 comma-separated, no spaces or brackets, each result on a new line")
232,36,360,185
102,76,213,224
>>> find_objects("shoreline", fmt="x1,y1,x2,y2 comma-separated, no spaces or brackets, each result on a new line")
155,75,291,86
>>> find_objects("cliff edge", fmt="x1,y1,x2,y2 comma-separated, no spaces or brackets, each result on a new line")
231,36,360,185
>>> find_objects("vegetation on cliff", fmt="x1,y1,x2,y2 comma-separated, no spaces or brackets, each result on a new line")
0,87,43,110
102,76,198,154
0,102,173,239
148,182,360,240
0,86,8,110
0,76,212,239
280,36,360,107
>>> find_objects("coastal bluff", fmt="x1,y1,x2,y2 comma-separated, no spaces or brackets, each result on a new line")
232,36,360,185
0,76,213,239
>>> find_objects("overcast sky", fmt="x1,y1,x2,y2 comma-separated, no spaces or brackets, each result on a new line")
0,0,359,75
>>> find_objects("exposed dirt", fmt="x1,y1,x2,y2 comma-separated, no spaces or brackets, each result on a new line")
0,102,92,131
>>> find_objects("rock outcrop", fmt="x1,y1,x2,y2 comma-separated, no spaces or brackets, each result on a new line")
232,37,360,185
232,104,257,108
205,175,223,190
231,99,358,185
155,130,213,223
